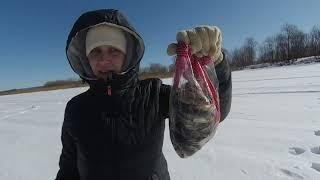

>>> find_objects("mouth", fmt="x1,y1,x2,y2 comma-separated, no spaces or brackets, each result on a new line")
98,71,109,76
99,70,108,73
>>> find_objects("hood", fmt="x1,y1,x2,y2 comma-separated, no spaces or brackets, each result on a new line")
66,9,145,83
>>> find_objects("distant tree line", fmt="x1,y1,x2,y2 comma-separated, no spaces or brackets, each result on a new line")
43,78,84,87
229,24,320,69
139,63,174,79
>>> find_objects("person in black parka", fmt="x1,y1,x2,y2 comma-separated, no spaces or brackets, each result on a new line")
55,9,232,180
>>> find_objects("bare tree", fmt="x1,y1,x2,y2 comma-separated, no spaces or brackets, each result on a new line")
308,25,320,57
281,24,294,60
275,33,287,62
259,36,276,63
230,37,257,67
245,37,258,64
230,48,241,67
281,24,306,61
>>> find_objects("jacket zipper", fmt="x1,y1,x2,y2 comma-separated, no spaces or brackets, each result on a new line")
107,85,112,96
106,72,113,96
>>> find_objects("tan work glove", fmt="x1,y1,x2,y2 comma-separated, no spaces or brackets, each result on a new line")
167,26,223,65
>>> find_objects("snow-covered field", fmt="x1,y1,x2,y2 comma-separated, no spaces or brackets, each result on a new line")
0,63,320,180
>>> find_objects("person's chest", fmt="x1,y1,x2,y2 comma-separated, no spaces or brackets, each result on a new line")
71,87,163,148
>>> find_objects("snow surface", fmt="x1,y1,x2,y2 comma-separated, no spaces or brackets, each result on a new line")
1,63,320,180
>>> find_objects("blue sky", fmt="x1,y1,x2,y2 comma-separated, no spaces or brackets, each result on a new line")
0,0,319,91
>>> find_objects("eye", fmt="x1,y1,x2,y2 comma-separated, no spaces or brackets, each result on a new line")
109,48,121,55
88,48,103,60
90,48,102,56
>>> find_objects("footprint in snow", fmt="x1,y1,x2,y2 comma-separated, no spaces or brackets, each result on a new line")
280,169,304,179
315,130,320,136
311,146,320,155
31,105,40,110
16,106,40,115
311,163,320,172
240,169,248,175
289,147,306,155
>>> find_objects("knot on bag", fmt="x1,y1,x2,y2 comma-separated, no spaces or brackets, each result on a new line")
176,42,191,58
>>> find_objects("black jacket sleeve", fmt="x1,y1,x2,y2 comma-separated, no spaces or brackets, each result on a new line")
215,54,232,121
159,83,171,120
55,102,80,180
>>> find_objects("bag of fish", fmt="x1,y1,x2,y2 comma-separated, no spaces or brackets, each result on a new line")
169,42,221,158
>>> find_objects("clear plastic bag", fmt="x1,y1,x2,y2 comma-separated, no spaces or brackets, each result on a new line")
169,42,220,158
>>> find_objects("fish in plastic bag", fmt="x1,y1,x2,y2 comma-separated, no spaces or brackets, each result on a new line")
169,42,220,158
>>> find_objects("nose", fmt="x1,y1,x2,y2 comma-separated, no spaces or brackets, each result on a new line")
99,52,112,62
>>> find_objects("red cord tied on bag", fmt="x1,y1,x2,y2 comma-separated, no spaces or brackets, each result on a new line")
169,42,221,158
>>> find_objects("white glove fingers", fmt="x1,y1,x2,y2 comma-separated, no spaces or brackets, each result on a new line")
168,25,223,65
176,31,190,44
195,52,204,58
195,27,209,56
206,26,221,58
204,26,216,51
208,47,217,58
186,29,202,54
215,28,222,48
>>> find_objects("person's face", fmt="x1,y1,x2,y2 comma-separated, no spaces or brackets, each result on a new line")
87,45,125,78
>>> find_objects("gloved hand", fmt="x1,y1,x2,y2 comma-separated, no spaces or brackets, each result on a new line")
167,26,223,65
